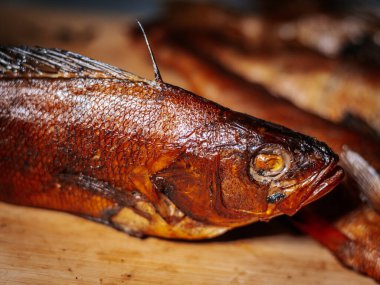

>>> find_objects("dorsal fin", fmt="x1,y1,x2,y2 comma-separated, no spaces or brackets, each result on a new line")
0,46,149,83
136,20,163,83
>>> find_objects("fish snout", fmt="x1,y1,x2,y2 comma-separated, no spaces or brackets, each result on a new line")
275,155,344,216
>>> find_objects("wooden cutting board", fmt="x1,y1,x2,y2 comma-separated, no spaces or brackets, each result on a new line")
0,4,376,285
0,202,376,285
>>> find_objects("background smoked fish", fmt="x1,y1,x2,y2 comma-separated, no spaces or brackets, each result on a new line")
166,2,380,59
294,206,380,281
0,46,343,239
163,3,380,137
185,36,380,139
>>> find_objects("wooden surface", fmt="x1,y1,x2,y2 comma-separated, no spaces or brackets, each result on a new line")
0,4,377,284
0,202,376,285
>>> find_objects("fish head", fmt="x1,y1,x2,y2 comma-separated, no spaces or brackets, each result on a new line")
216,113,344,222
151,102,343,227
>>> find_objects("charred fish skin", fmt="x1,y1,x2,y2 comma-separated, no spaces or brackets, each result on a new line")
0,46,343,239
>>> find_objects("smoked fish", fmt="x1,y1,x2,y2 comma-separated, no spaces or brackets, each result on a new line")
294,206,380,281
0,45,343,239
163,3,380,136
184,35,380,139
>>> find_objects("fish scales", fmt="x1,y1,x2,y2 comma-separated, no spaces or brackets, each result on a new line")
0,46,343,239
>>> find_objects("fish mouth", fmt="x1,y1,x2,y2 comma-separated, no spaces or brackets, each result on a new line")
301,161,344,207
276,156,344,216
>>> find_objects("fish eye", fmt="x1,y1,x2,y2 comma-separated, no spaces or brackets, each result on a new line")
249,145,290,183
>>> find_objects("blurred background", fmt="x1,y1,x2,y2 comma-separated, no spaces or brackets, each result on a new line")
1,1,380,284
1,0,378,136
2,0,380,15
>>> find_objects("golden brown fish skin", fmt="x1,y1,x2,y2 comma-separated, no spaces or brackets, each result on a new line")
0,47,343,239
0,77,229,226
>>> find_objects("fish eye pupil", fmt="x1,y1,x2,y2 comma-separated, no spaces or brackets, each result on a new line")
254,153,284,176
257,168,265,176
249,145,290,182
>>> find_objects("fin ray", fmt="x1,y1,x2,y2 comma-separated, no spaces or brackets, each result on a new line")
137,20,163,82
0,46,149,82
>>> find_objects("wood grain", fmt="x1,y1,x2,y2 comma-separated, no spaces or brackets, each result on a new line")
0,202,376,285
0,4,377,284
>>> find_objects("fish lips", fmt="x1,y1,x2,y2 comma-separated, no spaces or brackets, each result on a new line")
277,159,344,216
302,165,344,206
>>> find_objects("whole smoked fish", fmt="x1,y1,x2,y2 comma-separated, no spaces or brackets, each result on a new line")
0,45,343,239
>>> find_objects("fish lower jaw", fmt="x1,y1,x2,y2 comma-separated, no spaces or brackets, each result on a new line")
302,165,344,206
275,161,344,216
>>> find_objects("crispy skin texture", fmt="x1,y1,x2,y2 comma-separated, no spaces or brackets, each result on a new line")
0,46,342,239
0,76,228,238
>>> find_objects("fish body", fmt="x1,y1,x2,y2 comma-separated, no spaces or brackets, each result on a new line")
0,46,343,239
